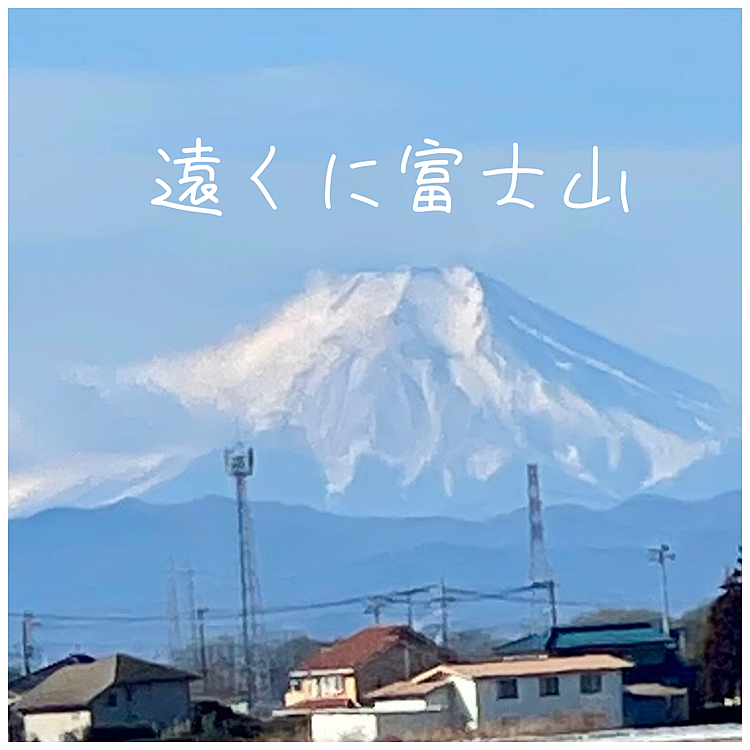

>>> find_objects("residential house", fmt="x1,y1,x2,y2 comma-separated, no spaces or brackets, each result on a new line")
8,654,95,707
283,625,451,711
309,653,633,741
8,654,96,741
15,653,197,741
494,621,693,725
495,622,681,683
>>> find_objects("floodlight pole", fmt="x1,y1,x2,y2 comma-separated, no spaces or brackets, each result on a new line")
225,443,256,711
649,544,675,635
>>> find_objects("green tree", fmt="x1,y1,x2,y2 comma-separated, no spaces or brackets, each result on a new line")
701,550,741,703
676,603,710,664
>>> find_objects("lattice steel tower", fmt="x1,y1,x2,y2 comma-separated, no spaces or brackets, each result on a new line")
527,464,558,628
224,442,267,710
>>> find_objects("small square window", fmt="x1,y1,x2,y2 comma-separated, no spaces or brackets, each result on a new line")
580,673,603,694
539,676,559,696
496,678,518,700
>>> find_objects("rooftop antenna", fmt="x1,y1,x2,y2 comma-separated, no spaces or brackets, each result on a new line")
527,464,558,629
224,442,267,712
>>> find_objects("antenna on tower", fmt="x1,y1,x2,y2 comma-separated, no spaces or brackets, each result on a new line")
527,464,558,629
224,442,268,713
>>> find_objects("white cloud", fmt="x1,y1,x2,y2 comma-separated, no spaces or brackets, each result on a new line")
8,449,194,517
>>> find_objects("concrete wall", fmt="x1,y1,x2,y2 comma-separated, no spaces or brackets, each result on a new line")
377,709,453,740
24,709,92,742
475,671,623,730
450,676,479,730
89,679,192,732
310,708,452,742
311,711,379,742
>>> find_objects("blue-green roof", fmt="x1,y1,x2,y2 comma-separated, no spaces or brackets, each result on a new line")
494,632,548,655
552,627,673,650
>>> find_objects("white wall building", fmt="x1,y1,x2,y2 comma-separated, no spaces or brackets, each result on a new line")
310,653,633,741
15,653,196,742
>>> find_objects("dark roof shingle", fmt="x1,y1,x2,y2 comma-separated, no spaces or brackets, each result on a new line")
9,654,95,696
16,654,196,713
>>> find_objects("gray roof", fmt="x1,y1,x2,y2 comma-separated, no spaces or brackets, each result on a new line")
9,654,96,696
16,654,196,713
625,683,688,697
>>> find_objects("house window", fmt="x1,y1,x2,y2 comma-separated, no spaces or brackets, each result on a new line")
320,674,344,696
496,678,518,700
289,678,302,691
539,676,560,696
580,673,603,694
107,691,118,707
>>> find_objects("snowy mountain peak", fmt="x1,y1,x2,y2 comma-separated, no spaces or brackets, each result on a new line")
120,266,736,508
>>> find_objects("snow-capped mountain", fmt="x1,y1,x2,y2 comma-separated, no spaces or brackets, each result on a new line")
99,265,738,516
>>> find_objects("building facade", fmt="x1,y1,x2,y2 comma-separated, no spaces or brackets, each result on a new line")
395,654,631,733
16,654,196,741
283,625,451,710
308,653,633,740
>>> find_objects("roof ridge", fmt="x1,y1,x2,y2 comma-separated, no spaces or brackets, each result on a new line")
298,625,441,671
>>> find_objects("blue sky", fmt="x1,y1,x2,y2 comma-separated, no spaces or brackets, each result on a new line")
8,9,741,507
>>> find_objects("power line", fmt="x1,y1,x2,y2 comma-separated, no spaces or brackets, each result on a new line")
8,582,656,632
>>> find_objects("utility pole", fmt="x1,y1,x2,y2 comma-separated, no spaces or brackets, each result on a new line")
165,558,182,661
390,585,432,629
439,578,449,647
22,611,36,676
546,579,558,628
365,596,389,624
184,566,199,669
648,544,675,635
197,607,209,686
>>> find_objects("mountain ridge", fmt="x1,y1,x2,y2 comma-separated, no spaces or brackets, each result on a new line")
9,490,741,664
9,266,740,517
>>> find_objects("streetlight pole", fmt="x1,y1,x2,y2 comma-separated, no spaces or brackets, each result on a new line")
648,544,675,635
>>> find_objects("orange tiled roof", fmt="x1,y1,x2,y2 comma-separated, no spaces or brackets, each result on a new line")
299,625,438,671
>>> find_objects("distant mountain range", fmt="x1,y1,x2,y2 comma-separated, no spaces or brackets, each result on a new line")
10,267,741,518
8,490,740,665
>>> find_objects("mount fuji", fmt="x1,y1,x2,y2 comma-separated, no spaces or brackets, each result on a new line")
11,267,740,518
